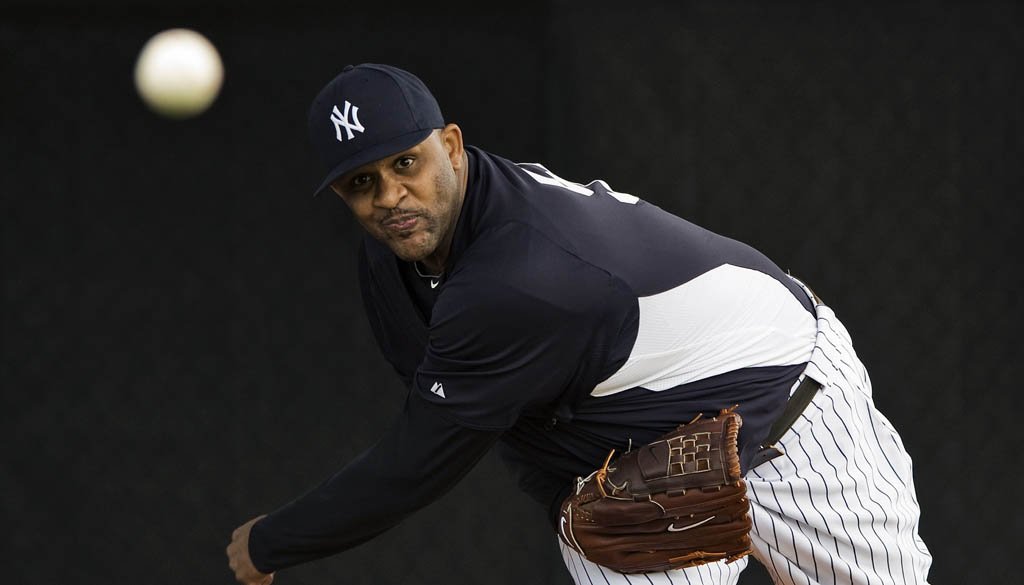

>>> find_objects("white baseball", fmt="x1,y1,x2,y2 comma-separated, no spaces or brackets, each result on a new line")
134,28,224,119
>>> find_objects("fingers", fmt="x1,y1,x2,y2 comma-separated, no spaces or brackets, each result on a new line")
227,517,271,585
226,537,241,560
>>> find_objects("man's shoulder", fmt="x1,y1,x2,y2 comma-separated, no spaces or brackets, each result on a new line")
455,220,584,278
442,222,629,318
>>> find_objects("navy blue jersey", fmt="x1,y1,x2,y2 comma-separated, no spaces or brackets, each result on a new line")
360,147,815,514
250,146,816,572
366,149,812,432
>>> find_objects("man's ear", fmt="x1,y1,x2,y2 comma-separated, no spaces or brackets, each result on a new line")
440,123,464,169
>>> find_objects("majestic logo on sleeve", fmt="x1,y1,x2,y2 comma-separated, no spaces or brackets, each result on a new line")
429,381,446,398
330,101,365,142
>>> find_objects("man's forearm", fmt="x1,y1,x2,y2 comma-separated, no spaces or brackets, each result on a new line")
247,393,501,573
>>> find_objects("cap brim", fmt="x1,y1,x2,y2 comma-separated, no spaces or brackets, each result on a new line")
312,129,434,197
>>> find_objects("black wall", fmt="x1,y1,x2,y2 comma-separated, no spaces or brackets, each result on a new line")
3,2,1020,583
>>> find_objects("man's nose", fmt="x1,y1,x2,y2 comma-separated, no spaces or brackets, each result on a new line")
374,174,407,208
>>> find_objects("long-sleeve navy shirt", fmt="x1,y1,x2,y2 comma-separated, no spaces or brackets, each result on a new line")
249,147,816,572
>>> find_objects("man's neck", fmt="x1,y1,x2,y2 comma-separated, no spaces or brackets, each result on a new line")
418,256,445,276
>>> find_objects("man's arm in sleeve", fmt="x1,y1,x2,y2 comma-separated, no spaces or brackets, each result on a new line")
246,391,502,573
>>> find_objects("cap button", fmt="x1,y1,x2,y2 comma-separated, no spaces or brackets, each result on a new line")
343,64,355,72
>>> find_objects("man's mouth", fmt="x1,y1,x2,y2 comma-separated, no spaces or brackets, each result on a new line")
382,214,420,232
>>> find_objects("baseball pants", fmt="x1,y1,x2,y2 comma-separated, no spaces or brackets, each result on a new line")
559,298,933,585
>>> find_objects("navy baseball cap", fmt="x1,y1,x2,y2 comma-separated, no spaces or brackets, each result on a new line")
308,63,445,196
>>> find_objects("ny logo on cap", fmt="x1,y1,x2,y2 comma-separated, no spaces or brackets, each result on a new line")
330,101,365,142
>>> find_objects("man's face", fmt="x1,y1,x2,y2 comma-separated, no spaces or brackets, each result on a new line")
331,125,465,267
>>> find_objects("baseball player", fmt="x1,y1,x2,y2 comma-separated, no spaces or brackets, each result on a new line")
226,64,932,585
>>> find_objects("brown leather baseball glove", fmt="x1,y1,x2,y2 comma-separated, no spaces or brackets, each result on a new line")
558,408,753,574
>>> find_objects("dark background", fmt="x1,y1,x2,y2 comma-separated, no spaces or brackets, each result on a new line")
3,1,1020,583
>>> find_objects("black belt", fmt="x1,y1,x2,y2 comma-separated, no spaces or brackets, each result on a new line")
750,376,822,469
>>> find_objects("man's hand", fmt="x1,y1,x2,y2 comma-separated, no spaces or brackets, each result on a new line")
227,515,274,585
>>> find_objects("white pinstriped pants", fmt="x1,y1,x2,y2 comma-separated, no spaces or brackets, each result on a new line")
559,299,932,585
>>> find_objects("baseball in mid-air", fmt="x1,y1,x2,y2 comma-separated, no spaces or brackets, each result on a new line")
134,28,224,119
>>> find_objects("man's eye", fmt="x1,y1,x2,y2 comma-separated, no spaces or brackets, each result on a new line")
352,174,371,187
396,157,414,169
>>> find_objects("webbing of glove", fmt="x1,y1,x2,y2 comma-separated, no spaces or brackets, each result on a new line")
558,408,753,574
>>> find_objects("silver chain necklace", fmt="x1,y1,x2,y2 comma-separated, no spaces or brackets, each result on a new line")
413,262,443,281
